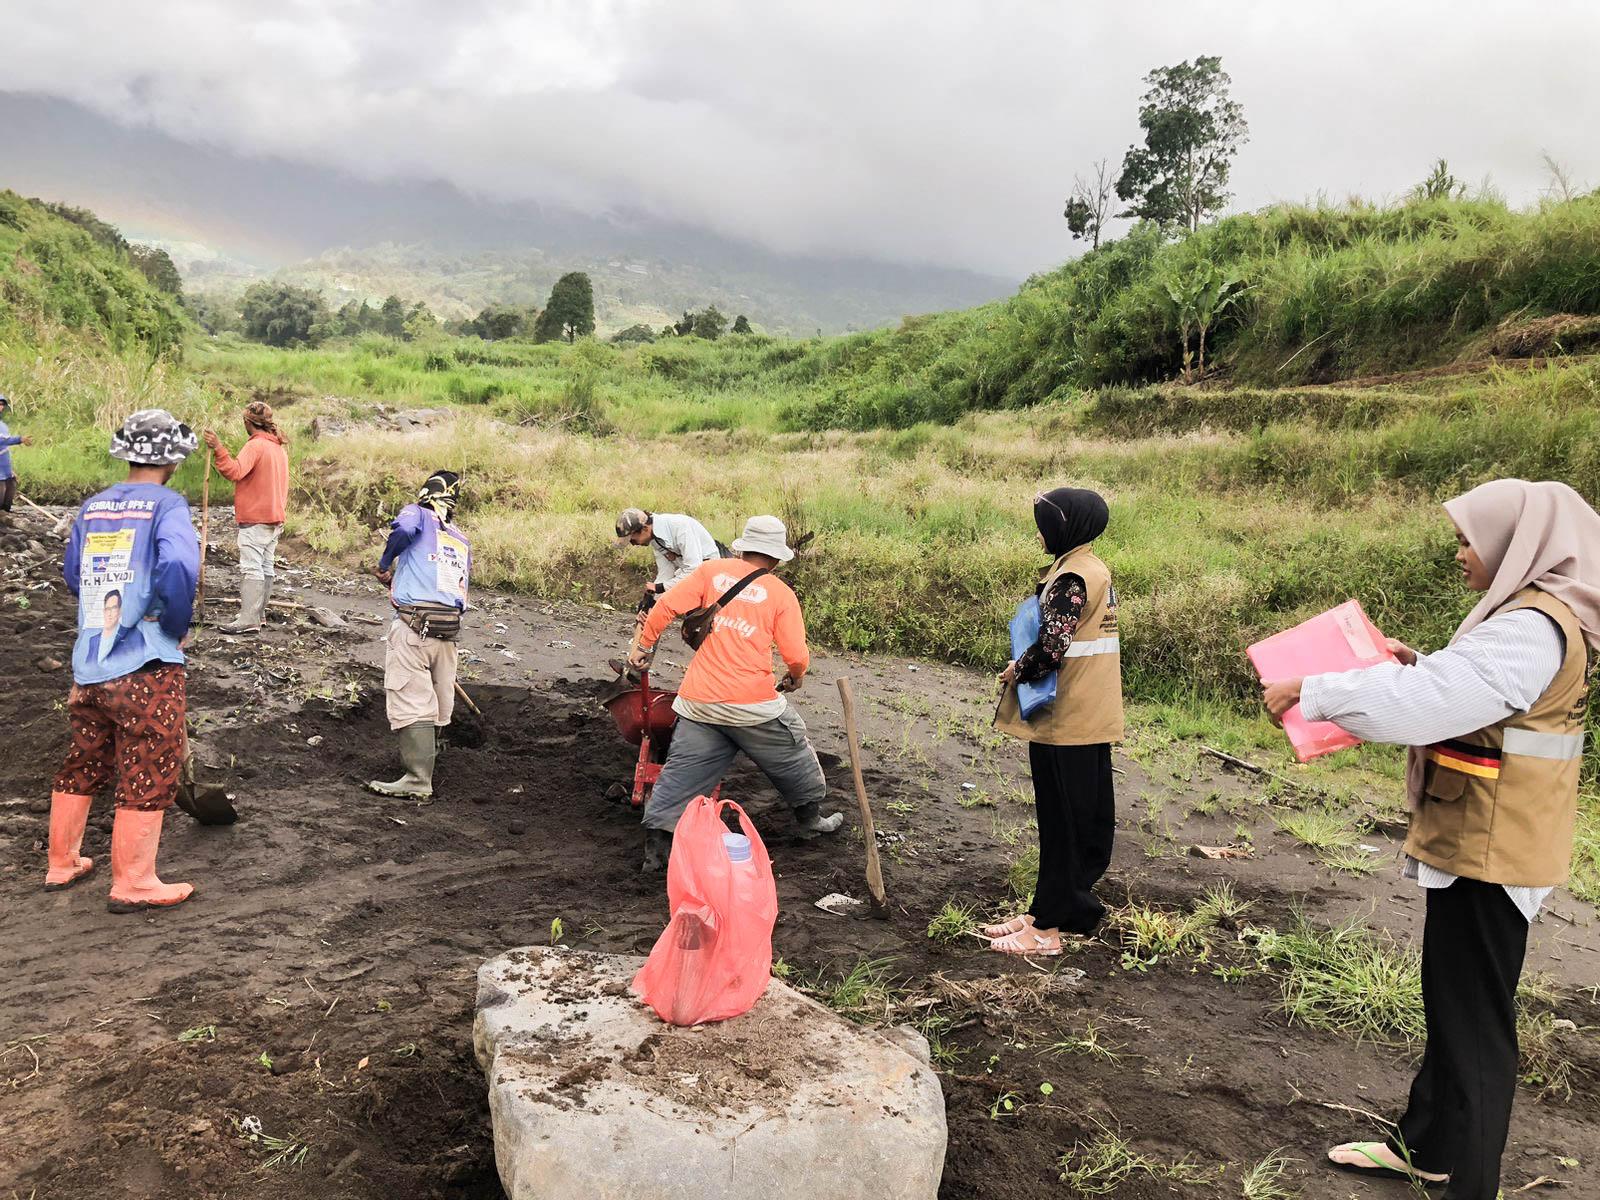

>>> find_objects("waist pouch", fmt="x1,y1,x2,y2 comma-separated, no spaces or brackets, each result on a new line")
682,568,770,650
398,603,462,641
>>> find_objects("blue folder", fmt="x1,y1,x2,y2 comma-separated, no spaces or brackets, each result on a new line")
1010,595,1057,721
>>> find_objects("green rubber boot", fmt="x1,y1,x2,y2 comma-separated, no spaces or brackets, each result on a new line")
368,723,436,798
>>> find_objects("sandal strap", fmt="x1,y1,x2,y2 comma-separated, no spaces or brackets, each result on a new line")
991,929,1062,954
1337,1142,1445,1183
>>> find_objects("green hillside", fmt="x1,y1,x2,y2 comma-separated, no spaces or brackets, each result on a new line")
770,195,1600,430
0,190,187,355
0,190,223,501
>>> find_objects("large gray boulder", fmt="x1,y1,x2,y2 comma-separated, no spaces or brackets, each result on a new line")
473,946,946,1200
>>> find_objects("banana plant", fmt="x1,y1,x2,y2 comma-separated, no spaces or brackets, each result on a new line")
1164,261,1245,381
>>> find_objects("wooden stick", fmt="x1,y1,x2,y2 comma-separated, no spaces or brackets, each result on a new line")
453,681,484,718
836,677,888,913
1199,744,1266,775
1200,744,1314,796
14,492,67,534
196,449,213,622
212,596,310,611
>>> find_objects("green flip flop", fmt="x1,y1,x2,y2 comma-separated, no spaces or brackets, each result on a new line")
1328,1142,1449,1186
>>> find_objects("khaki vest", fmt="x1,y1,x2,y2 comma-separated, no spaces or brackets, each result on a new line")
1406,588,1589,887
994,547,1124,746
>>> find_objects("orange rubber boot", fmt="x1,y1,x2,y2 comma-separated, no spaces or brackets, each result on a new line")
106,808,194,913
44,791,96,889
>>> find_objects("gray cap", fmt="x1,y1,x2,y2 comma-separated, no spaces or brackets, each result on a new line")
615,507,651,542
730,515,794,563
109,408,199,466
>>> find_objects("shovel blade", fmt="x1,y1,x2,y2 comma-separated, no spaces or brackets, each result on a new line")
175,782,238,826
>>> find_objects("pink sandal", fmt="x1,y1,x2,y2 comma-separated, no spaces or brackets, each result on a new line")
988,928,1063,957
981,914,1034,938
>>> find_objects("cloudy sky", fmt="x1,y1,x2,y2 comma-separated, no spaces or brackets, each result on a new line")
4,0,1597,276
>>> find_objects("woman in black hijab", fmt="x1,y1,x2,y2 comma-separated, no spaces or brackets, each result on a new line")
988,487,1124,955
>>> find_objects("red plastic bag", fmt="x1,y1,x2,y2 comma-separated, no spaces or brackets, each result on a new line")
1248,599,1398,762
631,796,778,1026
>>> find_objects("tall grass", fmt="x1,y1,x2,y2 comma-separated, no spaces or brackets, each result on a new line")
776,195,1600,430
0,318,230,502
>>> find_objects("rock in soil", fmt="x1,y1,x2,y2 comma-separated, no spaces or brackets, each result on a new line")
474,947,946,1200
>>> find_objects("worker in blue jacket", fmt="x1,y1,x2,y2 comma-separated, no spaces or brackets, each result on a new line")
368,470,471,799
0,393,32,515
46,409,202,913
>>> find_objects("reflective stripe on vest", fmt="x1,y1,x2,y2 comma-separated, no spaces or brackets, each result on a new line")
1062,635,1120,659
1502,727,1586,761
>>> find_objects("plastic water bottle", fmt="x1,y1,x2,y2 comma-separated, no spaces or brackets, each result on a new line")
723,831,762,923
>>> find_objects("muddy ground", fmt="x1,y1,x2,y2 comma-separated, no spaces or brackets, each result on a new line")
2,505,1598,1199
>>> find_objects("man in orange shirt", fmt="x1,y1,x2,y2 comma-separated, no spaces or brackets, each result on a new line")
629,515,842,870
203,401,290,635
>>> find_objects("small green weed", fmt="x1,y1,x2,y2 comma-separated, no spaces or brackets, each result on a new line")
1251,916,1423,1044
926,900,979,944
232,1117,311,1170
1044,1020,1124,1063
988,1090,1022,1120
1239,1147,1299,1200
1059,1120,1210,1194
808,957,900,1024
1274,809,1360,853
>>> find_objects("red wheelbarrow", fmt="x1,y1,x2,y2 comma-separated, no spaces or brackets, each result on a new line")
602,669,720,808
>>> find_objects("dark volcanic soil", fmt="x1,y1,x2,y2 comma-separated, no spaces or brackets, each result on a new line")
2,507,1598,1200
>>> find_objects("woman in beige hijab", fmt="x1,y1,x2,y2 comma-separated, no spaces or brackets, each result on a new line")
1263,479,1600,1200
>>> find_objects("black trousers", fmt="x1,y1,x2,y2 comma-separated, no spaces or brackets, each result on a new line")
1387,878,1528,1200
0,476,15,512
1026,741,1115,934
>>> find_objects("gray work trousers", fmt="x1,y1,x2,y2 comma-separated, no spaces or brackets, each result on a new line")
643,707,827,832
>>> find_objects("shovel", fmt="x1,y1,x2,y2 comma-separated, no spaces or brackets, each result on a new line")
175,726,238,825
836,677,889,917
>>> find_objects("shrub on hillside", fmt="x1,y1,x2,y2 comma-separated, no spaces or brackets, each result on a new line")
240,282,331,348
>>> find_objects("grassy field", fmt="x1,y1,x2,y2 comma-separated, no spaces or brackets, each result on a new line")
6,187,1600,898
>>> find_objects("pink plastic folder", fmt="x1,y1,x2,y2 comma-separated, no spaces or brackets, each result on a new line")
1247,600,1397,762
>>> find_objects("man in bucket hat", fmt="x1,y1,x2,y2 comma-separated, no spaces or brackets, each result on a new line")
628,514,843,870
45,409,201,911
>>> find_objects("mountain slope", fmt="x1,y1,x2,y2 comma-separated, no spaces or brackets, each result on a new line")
181,238,1010,337
0,189,187,355
3,95,1012,336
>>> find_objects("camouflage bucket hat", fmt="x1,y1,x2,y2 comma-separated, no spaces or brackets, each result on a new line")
109,408,200,466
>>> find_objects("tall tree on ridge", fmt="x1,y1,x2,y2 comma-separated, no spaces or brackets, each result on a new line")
692,306,727,340
534,272,596,343
1116,56,1248,235
1064,158,1115,250
379,294,407,337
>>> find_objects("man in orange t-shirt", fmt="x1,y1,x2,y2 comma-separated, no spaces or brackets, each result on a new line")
629,515,843,869
203,400,290,635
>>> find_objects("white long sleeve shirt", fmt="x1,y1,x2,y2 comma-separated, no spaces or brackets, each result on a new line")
1299,609,1564,921
646,513,722,588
